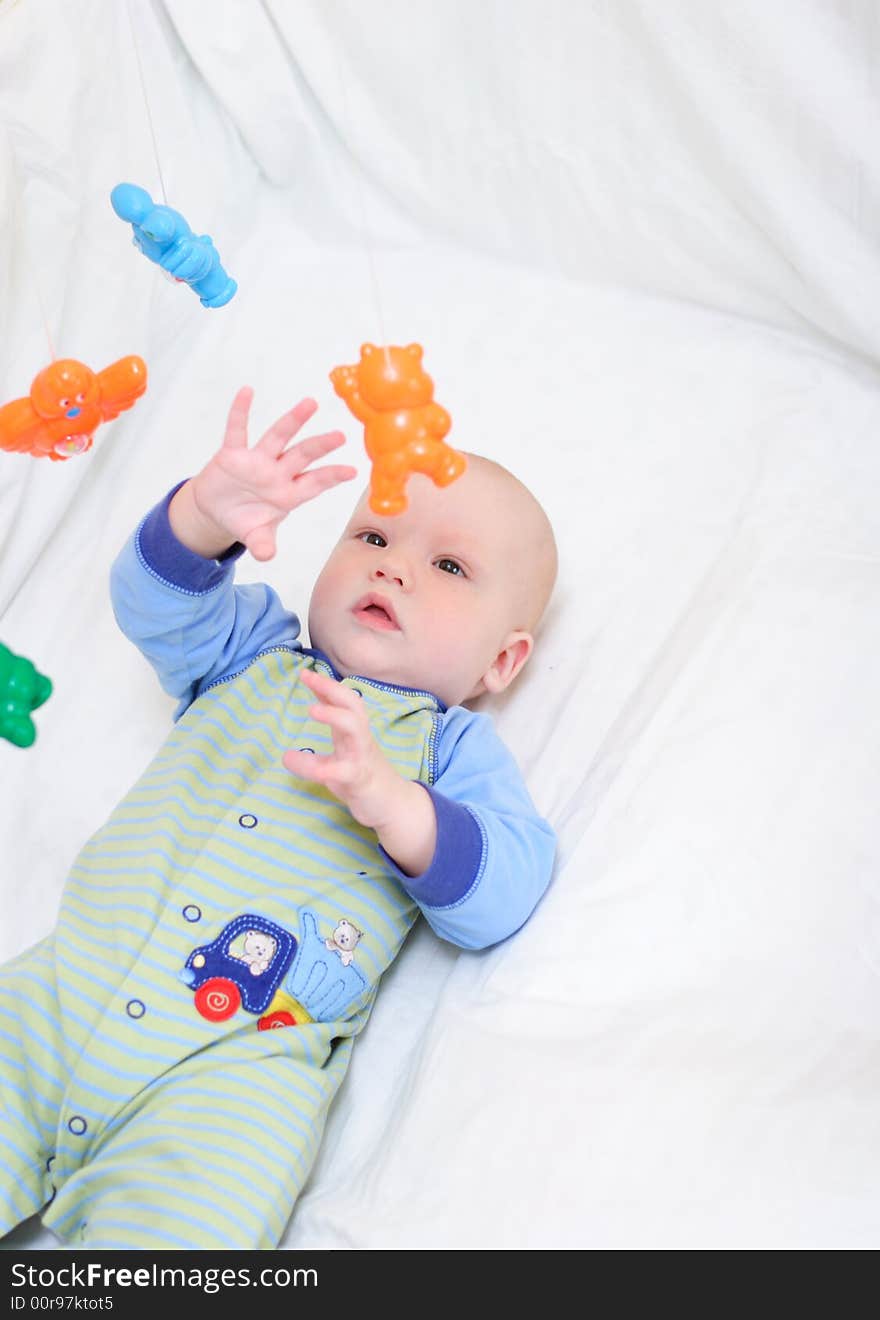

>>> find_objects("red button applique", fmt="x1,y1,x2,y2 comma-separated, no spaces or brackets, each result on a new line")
194,977,241,1022
257,1010,296,1031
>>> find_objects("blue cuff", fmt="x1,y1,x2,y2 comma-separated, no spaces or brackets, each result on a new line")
381,784,485,908
137,481,245,592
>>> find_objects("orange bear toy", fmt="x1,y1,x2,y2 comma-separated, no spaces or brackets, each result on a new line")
330,343,466,515
0,356,147,461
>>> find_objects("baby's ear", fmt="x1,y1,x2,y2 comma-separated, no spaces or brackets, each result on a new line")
481,632,534,695
404,344,423,360
360,343,377,359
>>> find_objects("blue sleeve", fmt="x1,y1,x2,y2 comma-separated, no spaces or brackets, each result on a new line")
109,483,302,718
382,707,556,950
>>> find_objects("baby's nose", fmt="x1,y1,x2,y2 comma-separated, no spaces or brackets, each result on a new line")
372,564,406,588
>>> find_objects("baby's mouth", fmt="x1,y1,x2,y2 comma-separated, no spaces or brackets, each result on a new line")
352,594,400,632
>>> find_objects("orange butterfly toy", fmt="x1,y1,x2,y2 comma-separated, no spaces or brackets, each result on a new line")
0,356,147,460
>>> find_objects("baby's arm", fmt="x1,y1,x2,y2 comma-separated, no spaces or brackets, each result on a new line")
111,390,355,713
390,709,555,949
284,678,554,949
111,484,301,715
282,670,438,875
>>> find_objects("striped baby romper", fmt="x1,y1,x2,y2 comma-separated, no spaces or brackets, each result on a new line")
1,649,440,1249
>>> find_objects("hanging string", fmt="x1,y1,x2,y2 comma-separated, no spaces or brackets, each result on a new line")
6,132,56,363
126,0,167,204
332,41,391,366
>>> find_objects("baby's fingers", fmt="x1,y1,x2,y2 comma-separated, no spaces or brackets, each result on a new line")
300,668,363,711
307,703,363,750
277,429,348,477
278,463,358,510
258,398,319,459
282,748,333,783
222,387,253,450
283,748,361,802
243,524,277,562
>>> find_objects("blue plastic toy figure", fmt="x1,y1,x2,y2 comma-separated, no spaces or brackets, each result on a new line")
110,182,237,309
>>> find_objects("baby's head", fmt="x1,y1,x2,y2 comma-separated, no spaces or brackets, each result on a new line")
308,455,557,708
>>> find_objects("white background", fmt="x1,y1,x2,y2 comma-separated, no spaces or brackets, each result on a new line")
1,0,879,1249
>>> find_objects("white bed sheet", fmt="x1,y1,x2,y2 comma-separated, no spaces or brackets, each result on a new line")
2,0,879,1250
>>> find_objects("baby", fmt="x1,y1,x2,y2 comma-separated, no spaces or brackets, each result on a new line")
0,388,557,1251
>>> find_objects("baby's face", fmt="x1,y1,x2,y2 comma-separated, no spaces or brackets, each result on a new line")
308,463,539,708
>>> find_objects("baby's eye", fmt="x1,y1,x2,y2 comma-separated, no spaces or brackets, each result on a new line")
75,392,86,404
435,557,465,576
58,397,71,408
359,532,387,548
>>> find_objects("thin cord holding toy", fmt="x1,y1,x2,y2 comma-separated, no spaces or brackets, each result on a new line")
126,0,168,205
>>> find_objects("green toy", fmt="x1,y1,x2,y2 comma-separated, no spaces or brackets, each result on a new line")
0,642,52,748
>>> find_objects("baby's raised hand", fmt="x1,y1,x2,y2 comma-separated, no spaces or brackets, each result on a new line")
175,388,357,561
282,670,399,829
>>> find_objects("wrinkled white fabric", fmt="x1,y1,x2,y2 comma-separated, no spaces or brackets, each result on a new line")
1,0,878,1250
